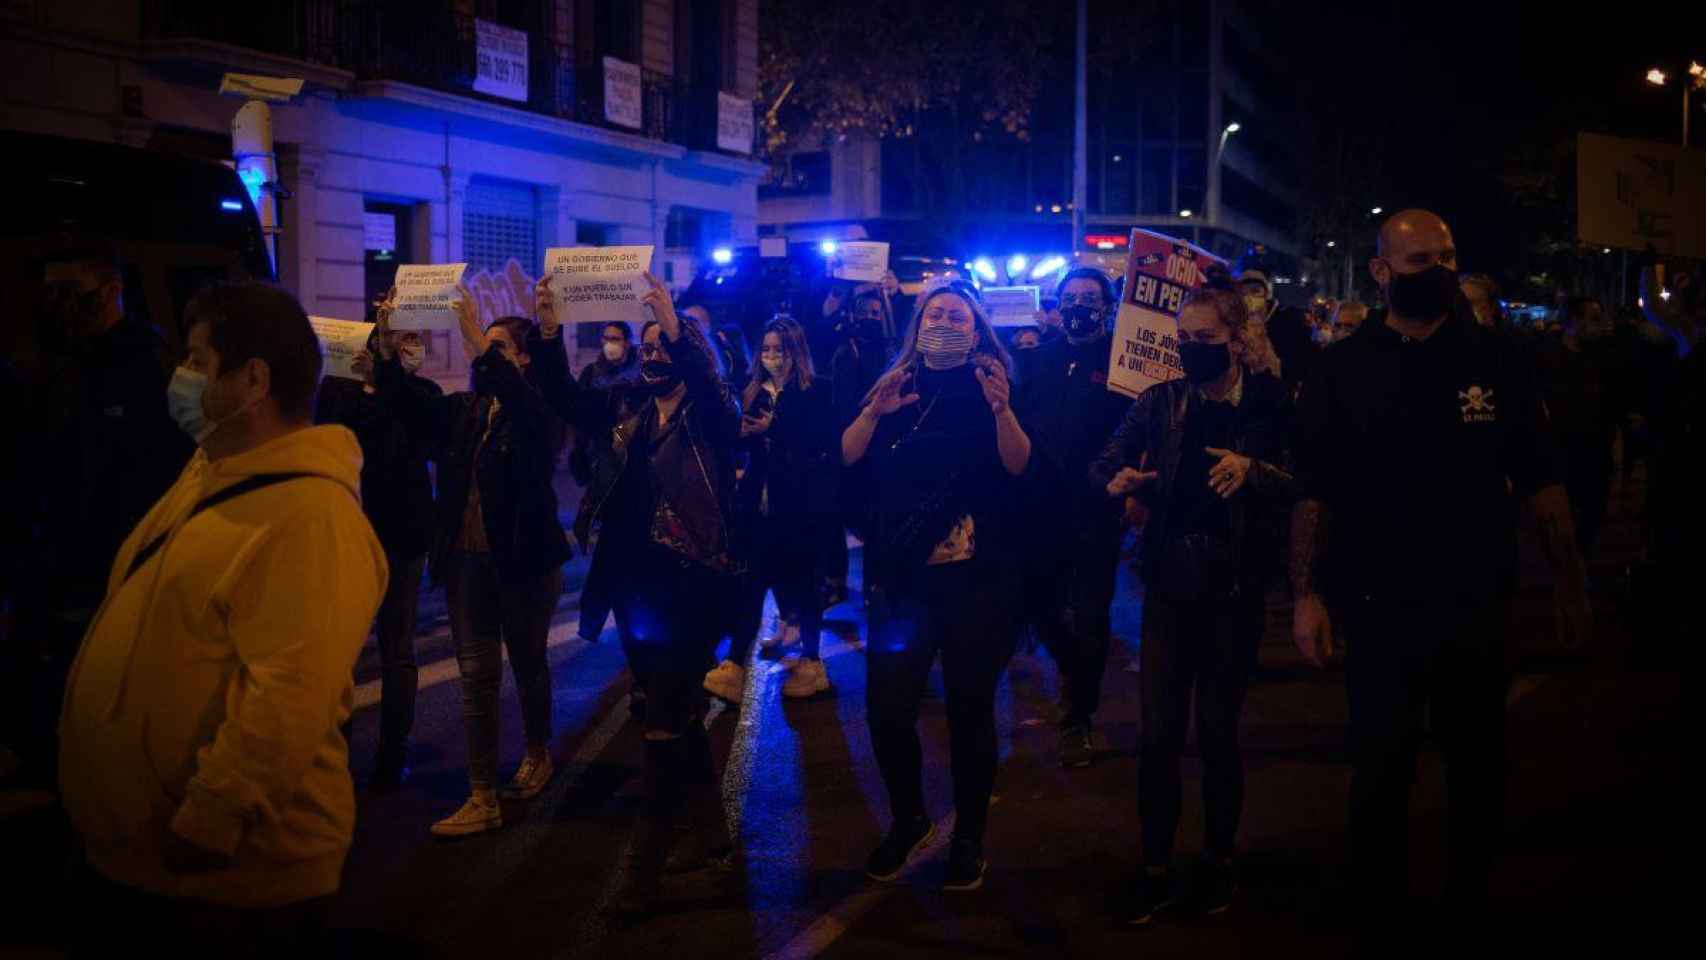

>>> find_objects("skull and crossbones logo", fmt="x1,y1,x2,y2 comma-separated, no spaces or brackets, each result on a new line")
1458,385,1495,416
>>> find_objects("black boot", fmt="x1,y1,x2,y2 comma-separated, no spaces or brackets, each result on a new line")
665,725,733,874
612,737,684,919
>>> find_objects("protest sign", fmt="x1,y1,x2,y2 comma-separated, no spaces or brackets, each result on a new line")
1107,228,1225,399
760,236,788,258
390,263,468,331
310,316,375,381
545,245,655,326
717,92,755,154
473,19,528,103
1577,132,1706,259
833,241,889,283
982,285,1041,327
604,57,642,129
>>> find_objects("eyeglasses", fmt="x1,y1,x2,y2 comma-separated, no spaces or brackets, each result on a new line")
1059,294,1105,309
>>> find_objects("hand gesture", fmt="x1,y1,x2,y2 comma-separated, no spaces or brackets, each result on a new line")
973,356,1012,415
455,282,488,355
1292,594,1335,668
866,367,920,418
741,412,774,438
641,271,680,340
372,286,398,359
535,277,560,339
1205,447,1253,499
1106,465,1158,497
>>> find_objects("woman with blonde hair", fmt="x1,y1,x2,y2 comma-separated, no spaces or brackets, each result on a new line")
704,316,841,701
842,281,1034,892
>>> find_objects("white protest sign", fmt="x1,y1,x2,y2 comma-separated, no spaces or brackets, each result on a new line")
833,241,889,283
983,285,1041,327
546,245,655,326
1107,229,1225,399
473,19,529,103
310,316,375,381
391,263,468,331
362,211,395,252
717,91,754,154
759,236,788,258
603,57,642,129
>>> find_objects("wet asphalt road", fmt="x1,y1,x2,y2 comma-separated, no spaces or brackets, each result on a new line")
3,473,1684,958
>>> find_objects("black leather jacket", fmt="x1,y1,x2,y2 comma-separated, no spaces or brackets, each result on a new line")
375,345,571,584
1090,371,1295,589
530,325,742,571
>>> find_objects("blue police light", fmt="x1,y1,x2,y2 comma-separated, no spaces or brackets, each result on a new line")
972,257,997,282
711,247,733,265
220,199,244,212
1030,255,1067,280
1007,254,1028,275
819,240,838,256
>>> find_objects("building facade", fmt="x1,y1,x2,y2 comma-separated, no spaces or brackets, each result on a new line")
759,0,1307,283
3,0,764,380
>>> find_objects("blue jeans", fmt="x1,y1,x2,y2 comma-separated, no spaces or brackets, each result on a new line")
446,553,563,788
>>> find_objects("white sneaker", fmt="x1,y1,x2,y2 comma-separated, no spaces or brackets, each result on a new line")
703,660,746,704
501,753,555,800
782,658,830,699
430,794,502,838
759,620,797,650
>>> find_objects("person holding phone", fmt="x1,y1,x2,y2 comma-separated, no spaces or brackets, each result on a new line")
705,316,840,701
841,282,1033,893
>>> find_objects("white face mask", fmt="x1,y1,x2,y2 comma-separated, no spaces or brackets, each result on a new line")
602,341,626,363
762,354,787,379
167,367,212,442
397,343,426,373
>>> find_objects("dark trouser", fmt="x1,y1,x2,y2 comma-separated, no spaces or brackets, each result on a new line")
1564,446,1614,557
823,520,850,587
1137,587,1263,865
866,561,1017,845
619,549,735,736
579,533,634,644
375,551,425,762
74,864,328,959
1033,528,1123,730
446,552,563,788
1344,595,1509,913
616,549,737,889
8,610,86,787
730,513,827,663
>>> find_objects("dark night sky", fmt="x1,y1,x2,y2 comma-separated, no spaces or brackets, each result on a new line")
1300,1,1704,276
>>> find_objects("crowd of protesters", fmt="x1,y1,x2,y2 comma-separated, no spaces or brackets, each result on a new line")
2,205,1700,953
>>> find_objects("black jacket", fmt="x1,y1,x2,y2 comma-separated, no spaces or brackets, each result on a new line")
568,353,639,486
1090,372,1294,589
26,321,193,617
862,363,1028,589
375,346,571,584
530,324,742,573
830,336,891,429
315,371,441,559
1015,335,1134,555
734,378,840,530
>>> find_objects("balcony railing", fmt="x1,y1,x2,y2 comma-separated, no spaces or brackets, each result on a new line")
142,1,740,154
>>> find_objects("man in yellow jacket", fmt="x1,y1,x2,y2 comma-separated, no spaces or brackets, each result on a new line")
59,282,387,953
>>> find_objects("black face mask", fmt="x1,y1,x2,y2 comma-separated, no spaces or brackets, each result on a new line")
1385,263,1458,321
1061,304,1106,339
853,315,884,341
1178,340,1232,384
639,358,681,395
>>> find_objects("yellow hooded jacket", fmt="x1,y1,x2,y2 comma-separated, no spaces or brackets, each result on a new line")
60,425,388,907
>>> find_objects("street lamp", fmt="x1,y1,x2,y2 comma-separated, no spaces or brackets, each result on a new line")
1179,209,1194,218
1216,121,1242,164
1647,61,1705,145
1370,206,1384,216
1326,240,1337,248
